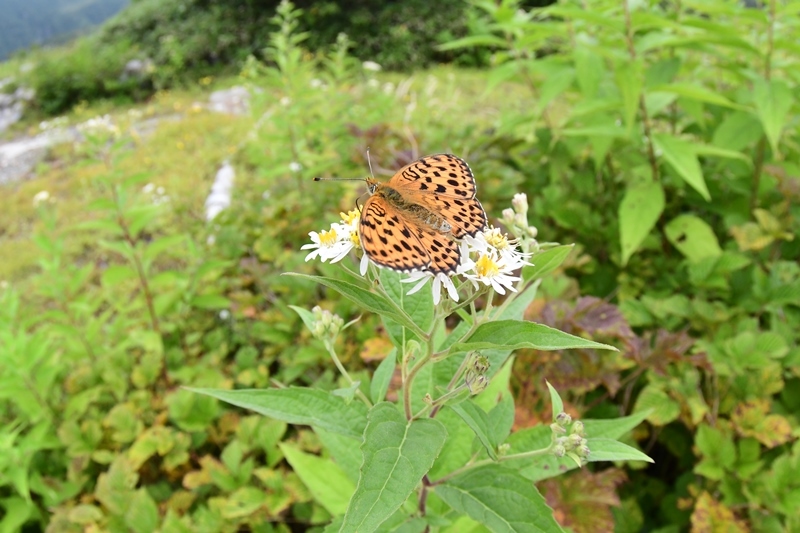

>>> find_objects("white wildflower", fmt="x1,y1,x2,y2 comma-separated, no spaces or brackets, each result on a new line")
362,61,382,72
302,224,354,264
289,161,302,173
205,162,235,221
401,271,459,305
33,190,50,206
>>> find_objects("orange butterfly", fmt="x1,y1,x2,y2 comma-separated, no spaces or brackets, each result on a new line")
358,154,487,274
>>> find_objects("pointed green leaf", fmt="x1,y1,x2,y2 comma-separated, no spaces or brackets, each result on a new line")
619,181,665,265
284,273,413,329
522,245,574,280
280,444,355,514
582,411,651,440
341,403,446,533
370,349,396,404
753,78,794,155
615,59,643,133
712,111,763,151
448,402,498,460
450,320,617,354
651,83,739,108
653,134,710,200
435,464,563,533
187,387,368,438
546,382,563,421
586,438,653,463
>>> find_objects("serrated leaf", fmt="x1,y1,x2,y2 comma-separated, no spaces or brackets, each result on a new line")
187,387,368,438
341,403,446,533
619,181,665,265
435,464,563,533
653,134,710,201
450,320,618,354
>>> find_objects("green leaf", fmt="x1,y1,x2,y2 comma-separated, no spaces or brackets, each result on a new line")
582,411,651,440
488,392,515,447
753,78,794,155
437,35,509,51
380,269,433,345
633,385,681,426
187,387,368,438
450,320,618,354
124,489,159,533
190,294,231,310
619,181,665,265
341,403,446,533
370,349,396,404
448,401,498,460
573,43,604,97
289,305,316,333
615,58,643,133
101,265,138,286
664,215,722,263
693,144,752,165
586,439,653,463
651,83,739,108
711,111,763,151
435,464,563,533
280,444,355,514
284,273,413,330
522,245,574,280
546,381,563,422
653,134,710,201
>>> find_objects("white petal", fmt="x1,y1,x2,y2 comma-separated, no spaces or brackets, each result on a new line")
360,253,370,276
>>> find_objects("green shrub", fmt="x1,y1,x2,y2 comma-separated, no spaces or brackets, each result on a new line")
28,37,149,115
442,0,800,530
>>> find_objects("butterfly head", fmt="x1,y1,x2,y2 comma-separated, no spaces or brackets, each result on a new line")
365,177,380,194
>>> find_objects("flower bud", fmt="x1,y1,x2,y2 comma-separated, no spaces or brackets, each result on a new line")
551,423,567,435
570,421,585,437
553,443,566,457
502,208,516,226
555,412,572,427
512,193,528,216
467,375,489,395
310,306,344,341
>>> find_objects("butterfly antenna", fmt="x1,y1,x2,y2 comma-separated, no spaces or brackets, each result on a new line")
313,177,364,182
366,147,375,179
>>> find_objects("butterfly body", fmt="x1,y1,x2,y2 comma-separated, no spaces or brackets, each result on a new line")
359,154,487,274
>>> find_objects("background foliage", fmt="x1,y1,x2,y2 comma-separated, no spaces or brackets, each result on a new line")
0,0,798,531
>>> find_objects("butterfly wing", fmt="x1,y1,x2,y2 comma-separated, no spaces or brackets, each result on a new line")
360,195,460,274
387,154,487,239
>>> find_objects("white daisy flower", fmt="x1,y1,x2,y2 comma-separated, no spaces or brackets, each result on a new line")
401,271,459,305
460,249,522,295
464,227,533,269
301,224,354,264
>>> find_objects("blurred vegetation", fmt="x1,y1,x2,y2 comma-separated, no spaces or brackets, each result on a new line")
0,0,799,531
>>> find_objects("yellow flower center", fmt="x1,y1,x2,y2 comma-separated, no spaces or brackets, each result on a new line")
350,231,361,248
476,254,500,278
340,209,361,225
320,228,338,246
484,228,510,250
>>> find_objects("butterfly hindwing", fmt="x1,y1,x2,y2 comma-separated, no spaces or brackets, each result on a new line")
359,196,432,272
388,154,487,238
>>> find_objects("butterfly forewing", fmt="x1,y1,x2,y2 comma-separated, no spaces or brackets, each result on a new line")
360,197,432,272
388,154,487,238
